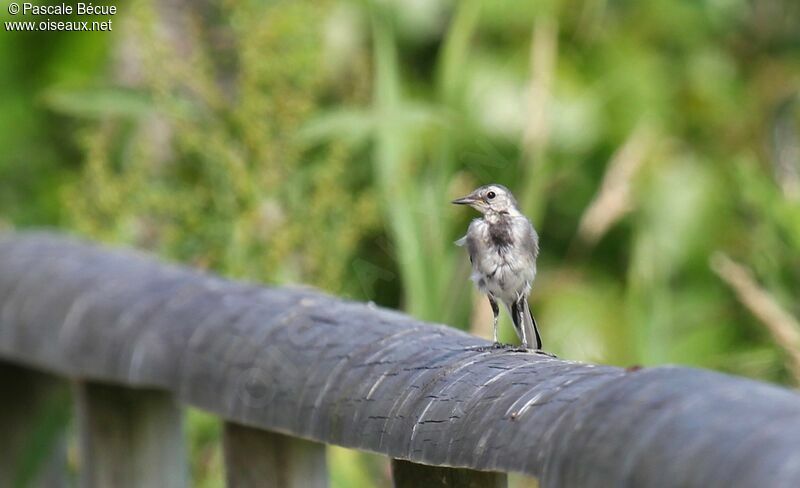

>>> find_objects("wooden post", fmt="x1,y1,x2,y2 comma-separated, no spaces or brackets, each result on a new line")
391,459,508,488
223,422,328,488
0,362,69,488
75,381,187,488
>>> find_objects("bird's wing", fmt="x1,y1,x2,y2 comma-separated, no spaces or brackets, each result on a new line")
464,221,484,265
456,220,482,266
521,220,540,260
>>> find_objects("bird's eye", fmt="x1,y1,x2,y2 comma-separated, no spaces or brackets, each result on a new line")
487,191,496,200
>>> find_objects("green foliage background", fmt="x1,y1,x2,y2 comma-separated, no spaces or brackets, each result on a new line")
2,0,800,486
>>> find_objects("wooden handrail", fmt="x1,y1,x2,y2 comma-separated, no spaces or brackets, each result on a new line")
1,232,800,487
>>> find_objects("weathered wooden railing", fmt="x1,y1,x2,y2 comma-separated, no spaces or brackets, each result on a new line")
1,232,800,488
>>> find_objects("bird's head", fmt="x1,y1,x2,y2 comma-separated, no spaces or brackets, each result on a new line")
451,184,519,215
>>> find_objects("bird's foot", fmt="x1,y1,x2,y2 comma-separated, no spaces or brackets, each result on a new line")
504,346,558,357
466,342,523,352
465,343,505,352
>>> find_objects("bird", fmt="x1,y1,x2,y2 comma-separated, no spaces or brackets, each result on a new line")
452,184,543,351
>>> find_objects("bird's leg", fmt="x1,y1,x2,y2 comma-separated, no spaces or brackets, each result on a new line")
487,295,501,347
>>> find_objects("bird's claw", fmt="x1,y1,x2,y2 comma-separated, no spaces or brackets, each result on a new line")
466,343,556,355
504,346,558,357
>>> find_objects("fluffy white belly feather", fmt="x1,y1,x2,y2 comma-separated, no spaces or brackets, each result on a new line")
468,219,536,302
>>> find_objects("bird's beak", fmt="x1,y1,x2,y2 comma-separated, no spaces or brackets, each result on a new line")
451,195,477,205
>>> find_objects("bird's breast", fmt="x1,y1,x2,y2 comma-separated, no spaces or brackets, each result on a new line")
468,218,536,298
472,244,535,297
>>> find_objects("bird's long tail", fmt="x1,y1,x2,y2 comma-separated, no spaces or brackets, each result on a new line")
509,298,542,350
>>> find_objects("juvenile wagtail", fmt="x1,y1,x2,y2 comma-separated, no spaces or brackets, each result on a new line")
453,184,544,351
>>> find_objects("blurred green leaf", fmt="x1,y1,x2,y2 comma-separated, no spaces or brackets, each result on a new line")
41,87,152,118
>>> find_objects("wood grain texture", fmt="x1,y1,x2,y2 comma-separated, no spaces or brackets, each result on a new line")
223,422,328,488
1,232,800,488
392,459,507,487
0,362,69,488
75,381,187,488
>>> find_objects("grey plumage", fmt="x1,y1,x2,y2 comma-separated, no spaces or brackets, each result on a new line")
453,184,542,350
